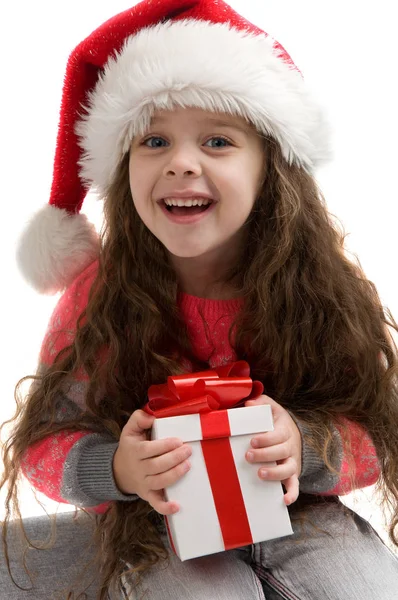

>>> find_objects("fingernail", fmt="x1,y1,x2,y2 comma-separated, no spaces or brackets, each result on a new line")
183,461,191,472
246,451,254,462
260,468,268,478
251,439,259,448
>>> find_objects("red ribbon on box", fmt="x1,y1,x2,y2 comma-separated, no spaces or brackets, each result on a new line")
144,361,264,552
144,360,264,418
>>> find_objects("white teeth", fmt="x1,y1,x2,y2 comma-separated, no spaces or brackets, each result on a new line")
163,197,212,207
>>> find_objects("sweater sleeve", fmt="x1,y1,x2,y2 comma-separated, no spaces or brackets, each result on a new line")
292,352,385,495
21,394,138,513
293,416,380,495
21,262,138,514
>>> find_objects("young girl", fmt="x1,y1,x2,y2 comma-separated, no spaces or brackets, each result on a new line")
2,1,398,599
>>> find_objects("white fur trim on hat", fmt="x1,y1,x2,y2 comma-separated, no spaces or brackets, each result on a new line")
16,204,100,295
76,18,332,197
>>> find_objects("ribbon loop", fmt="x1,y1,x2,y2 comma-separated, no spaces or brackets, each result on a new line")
144,360,264,418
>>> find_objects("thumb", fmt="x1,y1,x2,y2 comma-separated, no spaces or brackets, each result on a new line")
122,409,155,437
245,394,275,407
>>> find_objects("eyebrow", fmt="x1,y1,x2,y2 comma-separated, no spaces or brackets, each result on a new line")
149,116,251,136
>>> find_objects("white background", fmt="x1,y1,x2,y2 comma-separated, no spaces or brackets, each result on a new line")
0,1,397,547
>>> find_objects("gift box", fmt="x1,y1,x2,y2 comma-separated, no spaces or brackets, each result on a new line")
146,361,293,561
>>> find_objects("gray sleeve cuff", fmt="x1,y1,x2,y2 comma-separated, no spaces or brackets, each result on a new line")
61,433,139,506
289,413,342,494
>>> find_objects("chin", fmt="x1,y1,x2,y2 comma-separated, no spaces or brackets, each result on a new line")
166,245,211,259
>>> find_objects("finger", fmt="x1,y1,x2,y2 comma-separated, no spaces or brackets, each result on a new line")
246,396,287,426
148,459,191,491
245,394,275,407
146,490,180,516
246,442,290,464
250,427,290,449
282,475,300,506
123,410,155,436
138,437,185,460
144,444,192,476
258,457,297,481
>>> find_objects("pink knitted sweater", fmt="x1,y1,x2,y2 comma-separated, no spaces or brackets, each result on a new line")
22,261,379,514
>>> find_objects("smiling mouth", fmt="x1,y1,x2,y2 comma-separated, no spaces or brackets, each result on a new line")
165,204,212,216
162,199,214,216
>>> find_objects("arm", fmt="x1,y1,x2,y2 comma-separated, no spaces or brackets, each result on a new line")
294,353,384,495
245,395,380,503
21,396,137,514
21,261,137,514
295,417,379,496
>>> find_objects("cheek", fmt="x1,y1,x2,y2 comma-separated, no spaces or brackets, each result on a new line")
129,160,150,209
128,159,137,197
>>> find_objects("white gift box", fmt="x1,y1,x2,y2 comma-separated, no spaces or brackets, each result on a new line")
151,404,293,561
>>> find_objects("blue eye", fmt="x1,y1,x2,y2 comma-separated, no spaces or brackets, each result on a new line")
205,137,231,148
143,137,167,148
142,136,231,148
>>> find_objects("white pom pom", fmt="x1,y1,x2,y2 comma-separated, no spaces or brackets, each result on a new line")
16,204,100,295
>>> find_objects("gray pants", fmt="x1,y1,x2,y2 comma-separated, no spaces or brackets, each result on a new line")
1,497,397,599
119,496,398,600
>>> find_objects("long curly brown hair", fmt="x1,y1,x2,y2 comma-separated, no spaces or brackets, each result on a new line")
1,132,398,599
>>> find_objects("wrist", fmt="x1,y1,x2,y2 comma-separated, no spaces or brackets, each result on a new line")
112,447,137,496
287,411,303,477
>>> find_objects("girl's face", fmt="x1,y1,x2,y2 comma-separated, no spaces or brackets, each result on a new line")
129,106,265,264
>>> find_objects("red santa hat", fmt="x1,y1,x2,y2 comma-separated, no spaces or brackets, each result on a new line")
17,0,332,295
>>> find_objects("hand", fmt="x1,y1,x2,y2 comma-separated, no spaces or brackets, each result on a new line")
113,409,192,515
244,395,302,506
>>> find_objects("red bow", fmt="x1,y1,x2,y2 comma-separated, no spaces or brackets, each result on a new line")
144,360,264,418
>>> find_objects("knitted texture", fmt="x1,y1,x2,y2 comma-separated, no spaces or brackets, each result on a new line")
22,261,379,514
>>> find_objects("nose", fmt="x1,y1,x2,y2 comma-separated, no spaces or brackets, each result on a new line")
163,146,203,178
